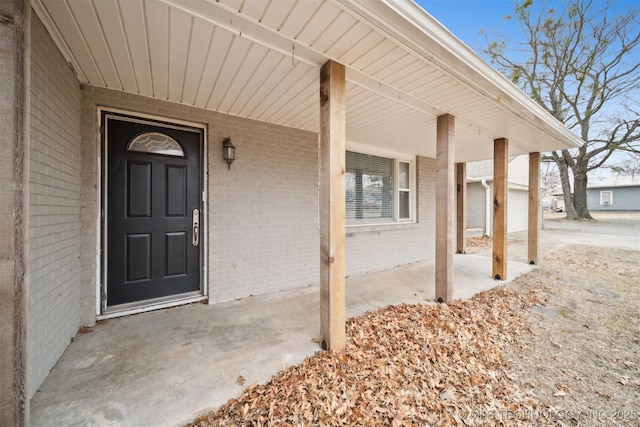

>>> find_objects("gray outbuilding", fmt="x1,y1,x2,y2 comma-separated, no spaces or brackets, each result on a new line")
587,175,640,211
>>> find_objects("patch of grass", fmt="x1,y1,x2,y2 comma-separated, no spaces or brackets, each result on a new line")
556,307,576,321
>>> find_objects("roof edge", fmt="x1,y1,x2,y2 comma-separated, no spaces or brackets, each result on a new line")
342,0,584,151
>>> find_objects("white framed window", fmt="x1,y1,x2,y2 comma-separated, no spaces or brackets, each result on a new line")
345,144,416,226
600,190,613,206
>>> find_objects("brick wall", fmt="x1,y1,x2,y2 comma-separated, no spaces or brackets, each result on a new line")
29,15,82,397
209,116,319,301
80,87,320,305
81,87,440,307
31,8,442,400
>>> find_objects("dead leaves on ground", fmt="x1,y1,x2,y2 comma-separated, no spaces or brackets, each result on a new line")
466,236,492,249
189,286,548,426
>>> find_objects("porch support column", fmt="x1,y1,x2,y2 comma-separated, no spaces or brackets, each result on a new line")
456,163,467,254
0,0,30,425
492,138,508,280
319,60,346,351
435,114,455,303
528,152,540,265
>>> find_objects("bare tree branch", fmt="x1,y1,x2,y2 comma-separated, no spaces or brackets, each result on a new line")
484,0,640,220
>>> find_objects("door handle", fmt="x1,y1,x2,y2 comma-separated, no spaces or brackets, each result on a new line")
192,208,200,247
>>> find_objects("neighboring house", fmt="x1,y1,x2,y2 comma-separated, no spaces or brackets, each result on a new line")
587,175,640,211
466,155,530,235
550,192,567,212
1,0,583,420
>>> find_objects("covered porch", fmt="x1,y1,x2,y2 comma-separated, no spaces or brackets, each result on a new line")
1,0,584,424
30,253,535,427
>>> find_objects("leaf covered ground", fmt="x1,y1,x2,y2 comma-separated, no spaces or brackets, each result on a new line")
502,245,640,427
189,245,639,426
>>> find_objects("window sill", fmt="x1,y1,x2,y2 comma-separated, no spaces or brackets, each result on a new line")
346,221,418,236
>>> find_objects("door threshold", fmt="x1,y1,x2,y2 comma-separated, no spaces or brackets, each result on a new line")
98,293,207,320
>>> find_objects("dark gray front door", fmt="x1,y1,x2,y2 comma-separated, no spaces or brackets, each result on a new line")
105,113,202,307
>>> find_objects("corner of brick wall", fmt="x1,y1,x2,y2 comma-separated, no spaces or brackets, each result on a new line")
29,15,82,397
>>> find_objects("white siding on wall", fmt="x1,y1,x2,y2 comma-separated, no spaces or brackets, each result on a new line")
466,182,486,230
467,155,530,186
29,16,82,397
508,155,530,187
466,154,530,235
507,189,529,233
487,186,529,234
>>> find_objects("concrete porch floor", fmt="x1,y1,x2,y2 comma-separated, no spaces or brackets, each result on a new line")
30,253,534,427
30,212,640,426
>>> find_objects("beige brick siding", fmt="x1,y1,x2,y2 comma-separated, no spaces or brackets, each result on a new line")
31,8,441,402
81,87,320,304
81,87,439,305
29,16,82,397
207,115,320,302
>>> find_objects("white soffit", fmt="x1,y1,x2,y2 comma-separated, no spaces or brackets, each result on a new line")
31,0,582,162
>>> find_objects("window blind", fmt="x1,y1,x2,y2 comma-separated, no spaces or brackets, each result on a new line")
346,151,393,221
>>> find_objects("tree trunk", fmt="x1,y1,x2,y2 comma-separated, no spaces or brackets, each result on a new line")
572,167,594,220
555,155,579,220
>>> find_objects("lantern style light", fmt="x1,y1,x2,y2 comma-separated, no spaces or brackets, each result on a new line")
222,137,235,170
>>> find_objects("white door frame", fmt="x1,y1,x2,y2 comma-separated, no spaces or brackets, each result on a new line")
97,107,208,319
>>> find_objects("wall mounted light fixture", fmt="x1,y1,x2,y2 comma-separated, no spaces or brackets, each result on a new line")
222,137,235,170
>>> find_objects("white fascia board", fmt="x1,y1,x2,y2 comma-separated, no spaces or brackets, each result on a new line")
340,0,584,151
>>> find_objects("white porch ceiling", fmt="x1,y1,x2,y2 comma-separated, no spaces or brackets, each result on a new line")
32,0,583,162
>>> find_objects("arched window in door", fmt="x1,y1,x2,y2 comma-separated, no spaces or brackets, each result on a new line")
127,132,185,157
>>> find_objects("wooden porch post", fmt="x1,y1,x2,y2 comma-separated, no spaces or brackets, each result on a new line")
319,60,346,350
436,114,455,303
492,138,508,280
456,163,467,254
0,0,30,425
528,152,540,265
